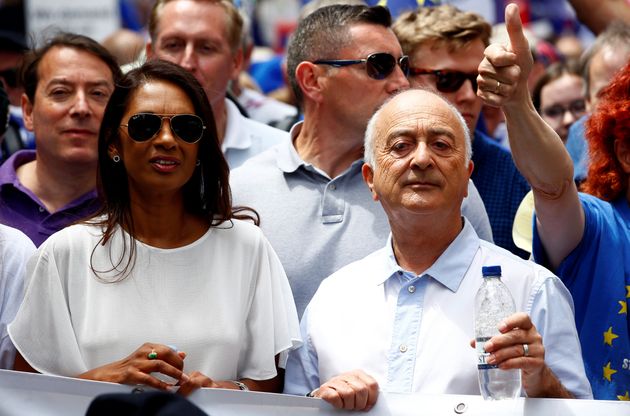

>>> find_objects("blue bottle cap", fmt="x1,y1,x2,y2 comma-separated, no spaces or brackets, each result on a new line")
482,265,502,277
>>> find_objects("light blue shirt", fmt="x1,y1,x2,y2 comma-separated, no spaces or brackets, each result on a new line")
284,219,592,399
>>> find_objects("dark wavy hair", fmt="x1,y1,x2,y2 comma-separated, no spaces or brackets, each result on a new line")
90,59,257,280
580,59,630,201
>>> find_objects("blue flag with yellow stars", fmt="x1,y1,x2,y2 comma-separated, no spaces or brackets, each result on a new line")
366,0,441,18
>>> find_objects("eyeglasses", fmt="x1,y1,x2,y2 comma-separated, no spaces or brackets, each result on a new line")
120,113,205,144
541,99,587,119
314,52,410,80
409,68,478,93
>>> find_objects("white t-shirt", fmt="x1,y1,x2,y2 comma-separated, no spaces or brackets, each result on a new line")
9,219,301,380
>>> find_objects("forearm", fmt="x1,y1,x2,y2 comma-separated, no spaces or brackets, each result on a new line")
503,98,574,198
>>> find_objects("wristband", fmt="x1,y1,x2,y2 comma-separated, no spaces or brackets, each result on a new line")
230,380,249,391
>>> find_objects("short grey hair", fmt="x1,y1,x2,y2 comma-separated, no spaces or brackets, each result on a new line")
364,88,472,167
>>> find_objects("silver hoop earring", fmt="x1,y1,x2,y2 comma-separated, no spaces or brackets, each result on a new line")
196,159,201,167
112,155,121,163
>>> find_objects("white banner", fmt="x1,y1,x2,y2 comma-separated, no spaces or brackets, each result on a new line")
0,370,628,415
25,0,121,44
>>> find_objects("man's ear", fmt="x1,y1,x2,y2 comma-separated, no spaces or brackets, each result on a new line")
21,93,34,132
614,139,630,174
362,163,379,202
295,61,327,104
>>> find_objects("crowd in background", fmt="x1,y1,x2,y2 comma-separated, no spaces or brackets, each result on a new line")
0,0,629,410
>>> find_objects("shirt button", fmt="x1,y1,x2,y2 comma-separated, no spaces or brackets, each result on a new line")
408,286,416,293
38,206,45,212
399,344,408,353
330,184,336,190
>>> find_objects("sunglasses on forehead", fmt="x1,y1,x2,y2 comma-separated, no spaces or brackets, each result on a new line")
409,68,478,93
314,52,410,80
120,113,206,144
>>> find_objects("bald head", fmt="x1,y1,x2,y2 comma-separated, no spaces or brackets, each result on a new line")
361,88,473,221
364,88,471,167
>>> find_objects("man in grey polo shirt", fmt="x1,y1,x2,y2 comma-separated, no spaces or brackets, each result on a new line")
230,4,492,317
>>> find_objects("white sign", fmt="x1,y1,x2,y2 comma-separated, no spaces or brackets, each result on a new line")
25,0,121,44
1,370,628,416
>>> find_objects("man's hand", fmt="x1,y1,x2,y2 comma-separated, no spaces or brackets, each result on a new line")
472,312,573,398
477,3,533,109
312,370,379,411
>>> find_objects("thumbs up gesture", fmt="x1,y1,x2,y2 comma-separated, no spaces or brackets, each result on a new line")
477,3,534,108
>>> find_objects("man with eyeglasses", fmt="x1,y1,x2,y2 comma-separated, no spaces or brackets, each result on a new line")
393,5,531,260
230,4,493,319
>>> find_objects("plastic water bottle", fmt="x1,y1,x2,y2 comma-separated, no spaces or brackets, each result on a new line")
474,265,522,400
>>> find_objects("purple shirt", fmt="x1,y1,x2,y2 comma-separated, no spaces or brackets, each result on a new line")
0,150,100,246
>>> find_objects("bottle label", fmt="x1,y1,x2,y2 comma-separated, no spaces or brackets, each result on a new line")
476,336,498,369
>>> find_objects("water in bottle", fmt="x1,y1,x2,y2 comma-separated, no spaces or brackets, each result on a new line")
474,265,522,400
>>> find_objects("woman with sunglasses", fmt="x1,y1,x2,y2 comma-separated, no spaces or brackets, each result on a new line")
8,60,300,395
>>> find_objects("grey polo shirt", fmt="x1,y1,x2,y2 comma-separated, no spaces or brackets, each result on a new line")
230,123,492,317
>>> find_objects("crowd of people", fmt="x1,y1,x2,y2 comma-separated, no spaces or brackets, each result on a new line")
0,0,629,409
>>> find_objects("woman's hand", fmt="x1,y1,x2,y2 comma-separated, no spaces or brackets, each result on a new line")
77,342,188,390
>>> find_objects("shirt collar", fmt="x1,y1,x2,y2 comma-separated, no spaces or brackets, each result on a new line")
373,218,480,292
221,99,251,152
0,150,35,186
277,121,365,179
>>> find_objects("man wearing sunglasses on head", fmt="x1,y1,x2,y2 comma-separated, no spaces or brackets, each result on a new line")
231,4,493,321
146,0,289,169
394,5,531,260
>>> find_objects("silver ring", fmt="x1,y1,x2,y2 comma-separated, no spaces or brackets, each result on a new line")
523,343,529,357
495,80,501,94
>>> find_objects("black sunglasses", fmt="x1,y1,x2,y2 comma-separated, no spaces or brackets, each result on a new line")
314,52,410,80
121,113,205,144
409,68,478,93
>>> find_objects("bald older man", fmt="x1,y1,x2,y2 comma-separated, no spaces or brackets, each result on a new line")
284,88,592,410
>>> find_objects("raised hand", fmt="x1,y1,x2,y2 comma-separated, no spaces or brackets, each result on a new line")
477,3,533,108
77,342,188,390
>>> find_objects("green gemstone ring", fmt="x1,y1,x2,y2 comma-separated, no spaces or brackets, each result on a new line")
148,350,158,360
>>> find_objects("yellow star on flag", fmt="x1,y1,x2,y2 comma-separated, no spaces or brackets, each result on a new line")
603,327,619,346
618,391,630,401
603,362,617,382
626,285,630,298
619,300,627,315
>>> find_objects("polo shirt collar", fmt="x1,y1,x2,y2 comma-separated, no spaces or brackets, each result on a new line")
276,121,365,179
373,218,480,292
275,121,305,173
0,150,35,185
